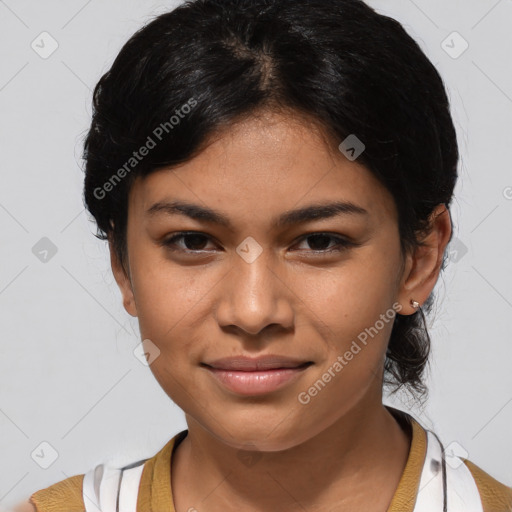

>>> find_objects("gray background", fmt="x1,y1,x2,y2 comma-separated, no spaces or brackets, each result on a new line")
1,0,511,508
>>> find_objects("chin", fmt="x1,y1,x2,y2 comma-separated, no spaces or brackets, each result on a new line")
205,416,314,453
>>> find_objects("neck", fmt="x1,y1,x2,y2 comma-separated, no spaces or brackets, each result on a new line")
171,401,411,512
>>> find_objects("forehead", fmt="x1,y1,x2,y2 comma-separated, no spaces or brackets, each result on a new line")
128,110,398,225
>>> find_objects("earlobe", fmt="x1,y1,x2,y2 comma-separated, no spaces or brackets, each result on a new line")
108,237,138,318
397,204,452,314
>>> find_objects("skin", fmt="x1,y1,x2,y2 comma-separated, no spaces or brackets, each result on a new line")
15,108,451,512
12,502,36,512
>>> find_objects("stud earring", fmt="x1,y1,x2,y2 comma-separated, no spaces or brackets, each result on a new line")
410,299,420,309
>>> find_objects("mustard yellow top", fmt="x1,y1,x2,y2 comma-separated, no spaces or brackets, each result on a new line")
30,410,512,512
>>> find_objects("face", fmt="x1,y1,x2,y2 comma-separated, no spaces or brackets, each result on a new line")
112,109,421,451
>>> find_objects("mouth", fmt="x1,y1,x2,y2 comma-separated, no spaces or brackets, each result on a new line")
201,361,313,371
201,356,314,372
201,360,313,396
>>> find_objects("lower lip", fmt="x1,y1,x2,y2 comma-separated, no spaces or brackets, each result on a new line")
204,365,311,396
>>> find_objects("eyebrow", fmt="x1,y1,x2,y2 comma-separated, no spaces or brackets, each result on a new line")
146,199,369,229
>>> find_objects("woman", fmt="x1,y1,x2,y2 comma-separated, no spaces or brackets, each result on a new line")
15,0,512,510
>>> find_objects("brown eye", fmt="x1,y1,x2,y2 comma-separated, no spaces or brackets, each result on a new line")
161,232,216,252
160,231,357,256
293,233,355,253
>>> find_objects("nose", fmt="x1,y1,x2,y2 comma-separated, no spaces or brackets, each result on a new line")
214,248,294,336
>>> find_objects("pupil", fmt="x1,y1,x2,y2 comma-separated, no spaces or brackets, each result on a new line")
186,234,207,250
308,234,330,250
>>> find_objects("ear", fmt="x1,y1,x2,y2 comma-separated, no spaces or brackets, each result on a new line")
108,236,138,317
397,204,452,315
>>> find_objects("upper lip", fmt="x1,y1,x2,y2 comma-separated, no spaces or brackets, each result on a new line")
202,355,313,371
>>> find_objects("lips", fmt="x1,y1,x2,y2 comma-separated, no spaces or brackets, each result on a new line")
202,356,313,396
201,355,313,371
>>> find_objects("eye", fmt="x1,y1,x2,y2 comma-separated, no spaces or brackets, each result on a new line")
161,232,218,253
292,233,356,254
160,231,355,255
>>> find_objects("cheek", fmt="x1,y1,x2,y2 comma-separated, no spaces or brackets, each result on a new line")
295,263,399,394
298,257,397,331
130,252,214,339
128,260,221,401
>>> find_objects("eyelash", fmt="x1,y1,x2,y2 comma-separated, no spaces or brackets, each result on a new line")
160,231,356,255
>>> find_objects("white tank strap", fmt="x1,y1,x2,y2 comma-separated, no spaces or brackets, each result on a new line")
118,460,146,512
414,429,484,511
83,458,147,512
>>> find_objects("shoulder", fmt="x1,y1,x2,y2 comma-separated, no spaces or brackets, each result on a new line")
19,433,187,512
27,473,85,512
463,458,512,512
392,409,512,511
